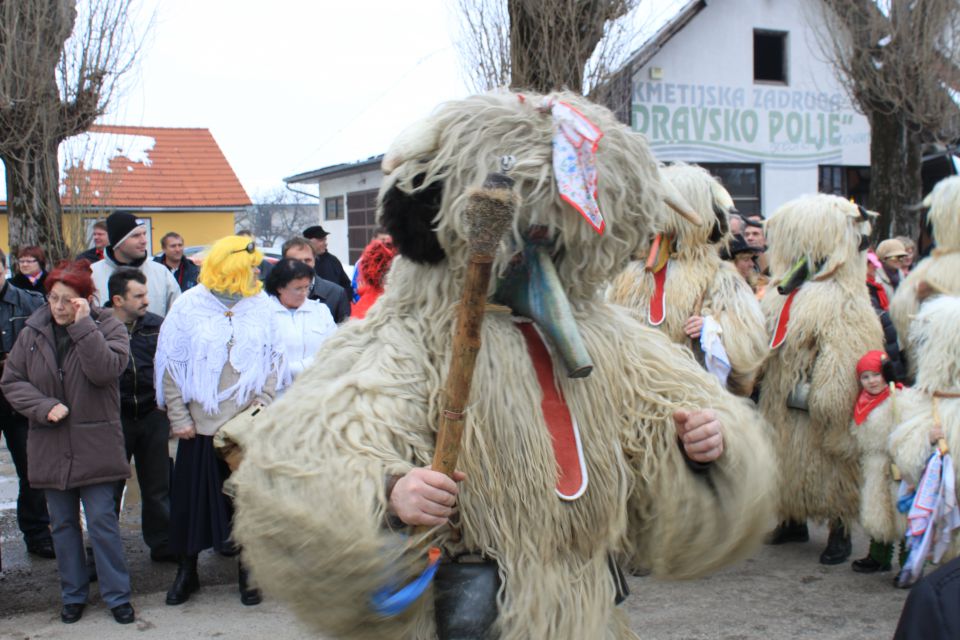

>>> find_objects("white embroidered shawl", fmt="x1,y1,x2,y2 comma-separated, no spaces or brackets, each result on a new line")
155,285,287,414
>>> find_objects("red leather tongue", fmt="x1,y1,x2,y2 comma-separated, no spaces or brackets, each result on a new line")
770,289,799,349
648,264,667,326
517,322,588,501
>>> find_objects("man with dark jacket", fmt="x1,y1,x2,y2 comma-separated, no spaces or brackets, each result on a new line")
0,251,54,559
283,237,351,323
894,555,960,639
154,232,199,293
107,268,173,562
303,225,352,297
77,221,108,263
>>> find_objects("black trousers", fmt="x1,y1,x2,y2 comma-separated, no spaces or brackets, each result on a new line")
114,409,171,552
0,411,51,544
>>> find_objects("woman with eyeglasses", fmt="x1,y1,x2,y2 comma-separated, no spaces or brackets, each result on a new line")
11,246,48,294
155,235,286,607
264,259,336,382
0,259,135,625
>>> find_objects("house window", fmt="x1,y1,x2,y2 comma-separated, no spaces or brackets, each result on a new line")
346,189,380,264
699,163,762,216
324,195,344,221
754,30,788,83
818,165,870,206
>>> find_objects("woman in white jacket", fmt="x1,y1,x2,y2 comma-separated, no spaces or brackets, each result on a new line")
265,259,336,379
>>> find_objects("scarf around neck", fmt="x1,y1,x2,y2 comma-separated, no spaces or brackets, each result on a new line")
154,285,287,414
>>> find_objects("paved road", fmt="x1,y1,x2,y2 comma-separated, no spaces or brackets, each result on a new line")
1,442,911,639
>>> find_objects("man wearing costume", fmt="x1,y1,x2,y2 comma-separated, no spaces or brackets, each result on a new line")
222,92,776,640
760,195,883,564
890,176,960,381
609,162,767,396
888,295,960,584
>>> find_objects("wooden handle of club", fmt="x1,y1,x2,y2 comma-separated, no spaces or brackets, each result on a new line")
412,172,516,537
429,254,495,478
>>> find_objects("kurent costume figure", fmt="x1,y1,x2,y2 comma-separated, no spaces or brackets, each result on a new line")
889,296,960,567
850,350,906,573
609,162,767,395
890,176,960,379
760,195,884,564
224,92,776,640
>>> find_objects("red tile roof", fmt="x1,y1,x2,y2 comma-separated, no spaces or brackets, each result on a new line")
59,125,250,209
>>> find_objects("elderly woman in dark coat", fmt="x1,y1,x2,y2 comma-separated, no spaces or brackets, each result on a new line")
0,259,134,625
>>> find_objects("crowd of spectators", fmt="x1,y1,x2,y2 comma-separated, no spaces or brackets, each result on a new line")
0,213,368,624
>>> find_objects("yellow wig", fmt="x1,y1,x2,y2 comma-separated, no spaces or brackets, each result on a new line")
199,235,264,297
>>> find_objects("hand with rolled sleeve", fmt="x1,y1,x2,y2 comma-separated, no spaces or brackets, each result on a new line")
675,409,724,463
388,467,467,527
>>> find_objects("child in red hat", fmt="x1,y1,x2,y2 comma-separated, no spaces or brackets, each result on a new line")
851,350,906,575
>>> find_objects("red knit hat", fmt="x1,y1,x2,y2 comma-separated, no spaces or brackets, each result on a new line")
856,350,887,377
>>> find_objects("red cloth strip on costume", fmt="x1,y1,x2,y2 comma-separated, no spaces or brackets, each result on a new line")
649,265,667,326
770,289,799,349
517,322,588,501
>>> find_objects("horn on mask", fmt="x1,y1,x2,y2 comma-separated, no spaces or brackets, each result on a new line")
661,178,703,226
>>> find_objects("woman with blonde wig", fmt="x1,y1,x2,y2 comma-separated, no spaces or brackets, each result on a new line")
155,235,285,607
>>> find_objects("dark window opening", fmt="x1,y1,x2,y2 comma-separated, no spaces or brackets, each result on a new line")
818,165,870,207
754,30,787,83
324,195,344,221
346,188,380,264
699,163,762,216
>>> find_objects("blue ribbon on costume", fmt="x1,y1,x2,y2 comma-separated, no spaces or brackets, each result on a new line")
370,546,441,617
898,490,916,514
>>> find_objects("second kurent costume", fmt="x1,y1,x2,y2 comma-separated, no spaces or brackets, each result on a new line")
608,163,767,396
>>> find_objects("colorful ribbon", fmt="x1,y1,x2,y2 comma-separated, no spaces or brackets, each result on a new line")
545,99,605,234
370,546,442,617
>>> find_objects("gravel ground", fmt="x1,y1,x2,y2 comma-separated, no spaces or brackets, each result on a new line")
1,440,912,639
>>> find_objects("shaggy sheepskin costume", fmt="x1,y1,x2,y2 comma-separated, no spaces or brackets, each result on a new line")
759,195,884,528
223,92,776,640
890,176,960,378
852,358,906,544
608,163,767,396
889,295,960,561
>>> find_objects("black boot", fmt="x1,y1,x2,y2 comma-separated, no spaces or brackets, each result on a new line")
767,520,809,545
819,522,852,565
852,539,892,573
165,555,199,605
239,561,261,606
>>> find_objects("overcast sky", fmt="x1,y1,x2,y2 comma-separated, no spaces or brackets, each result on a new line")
1,0,683,202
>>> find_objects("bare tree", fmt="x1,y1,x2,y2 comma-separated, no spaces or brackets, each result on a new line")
235,188,318,249
0,0,142,261
816,0,960,239
454,0,637,95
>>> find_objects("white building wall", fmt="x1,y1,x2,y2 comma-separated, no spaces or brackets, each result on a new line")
312,167,384,267
630,0,870,216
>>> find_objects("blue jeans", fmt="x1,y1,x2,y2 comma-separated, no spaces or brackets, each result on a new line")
45,483,131,607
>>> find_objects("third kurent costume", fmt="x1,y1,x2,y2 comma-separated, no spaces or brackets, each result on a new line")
220,92,777,639
759,194,884,562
